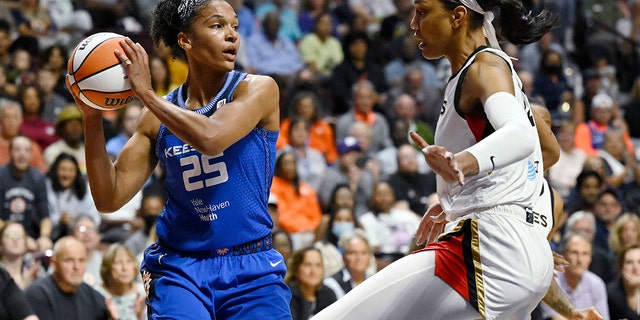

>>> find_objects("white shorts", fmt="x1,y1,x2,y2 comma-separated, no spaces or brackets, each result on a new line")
313,205,554,320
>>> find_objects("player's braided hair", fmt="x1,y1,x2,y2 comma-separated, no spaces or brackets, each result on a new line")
150,0,224,59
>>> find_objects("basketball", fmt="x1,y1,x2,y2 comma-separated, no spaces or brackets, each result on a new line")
67,32,136,110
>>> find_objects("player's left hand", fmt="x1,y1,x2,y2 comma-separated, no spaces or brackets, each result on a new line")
115,38,152,95
415,203,447,246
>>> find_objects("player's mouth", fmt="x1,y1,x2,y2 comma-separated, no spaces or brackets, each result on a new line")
222,48,237,60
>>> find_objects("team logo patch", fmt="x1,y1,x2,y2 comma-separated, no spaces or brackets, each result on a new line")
216,98,227,110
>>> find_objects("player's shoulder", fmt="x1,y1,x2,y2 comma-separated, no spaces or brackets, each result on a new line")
241,73,279,90
137,106,162,140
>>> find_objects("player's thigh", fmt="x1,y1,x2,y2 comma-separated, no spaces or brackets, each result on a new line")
313,250,480,320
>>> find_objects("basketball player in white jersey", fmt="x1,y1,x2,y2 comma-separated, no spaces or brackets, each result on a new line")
312,0,602,319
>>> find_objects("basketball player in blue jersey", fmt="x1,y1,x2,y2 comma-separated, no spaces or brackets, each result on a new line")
313,0,603,319
65,0,291,319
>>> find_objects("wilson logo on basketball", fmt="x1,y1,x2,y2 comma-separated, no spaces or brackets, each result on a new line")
104,96,135,106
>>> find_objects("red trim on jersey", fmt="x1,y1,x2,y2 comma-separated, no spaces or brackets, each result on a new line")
412,219,481,313
464,114,487,142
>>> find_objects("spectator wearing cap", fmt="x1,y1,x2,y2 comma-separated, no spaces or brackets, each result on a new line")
317,136,375,217
574,92,635,157
43,104,86,174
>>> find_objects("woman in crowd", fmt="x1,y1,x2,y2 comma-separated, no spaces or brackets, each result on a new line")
96,244,146,320
285,246,336,319
46,152,100,240
607,243,640,320
0,221,43,289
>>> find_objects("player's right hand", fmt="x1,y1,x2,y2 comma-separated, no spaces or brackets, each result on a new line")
415,203,447,246
570,307,603,320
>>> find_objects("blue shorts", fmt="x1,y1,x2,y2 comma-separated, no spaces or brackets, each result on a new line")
141,236,292,319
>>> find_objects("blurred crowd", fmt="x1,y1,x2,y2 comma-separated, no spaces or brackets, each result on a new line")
0,0,640,319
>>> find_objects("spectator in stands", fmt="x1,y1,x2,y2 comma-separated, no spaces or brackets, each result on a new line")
70,215,102,286
0,135,52,252
541,233,610,319
10,0,68,51
95,244,146,320
386,69,442,130
548,121,587,200
564,210,616,286
389,93,434,146
277,90,337,164
599,130,640,210
17,84,58,151
255,0,302,41
323,228,373,299
317,136,375,217
273,230,293,267
298,0,338,36
383,33,440,94
105,101,142,160
25,236,111,320
565,170,605,215
279,117,328,190
39,45,72,103
532,50,574,121
335,80,392,154
124,190,164,258
314,205,363,277
5,48,36,90
593,188,624,254
44,104,85,174
36,67,69,123
149,55,179,97
270,151,323,250
0,221,44,289
609,213,640,259
574,92,635,157
0,99,47,172
46,152,99,241
607,242,640,320
346,122,382,183
0,264,38,320
314,183,356,245
245,11,304,84
329,31,388,115
386,143,436,215
297,12,343,78
228,0,258,40
359,181,420,269
285,246,337,320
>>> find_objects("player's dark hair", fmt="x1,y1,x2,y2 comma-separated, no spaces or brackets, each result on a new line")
150,0,224,59
440,0,557,45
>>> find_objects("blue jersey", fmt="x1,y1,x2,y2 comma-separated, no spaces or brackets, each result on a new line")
154,71,278,251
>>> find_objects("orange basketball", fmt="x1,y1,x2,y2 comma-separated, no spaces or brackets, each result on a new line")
67,32,136,110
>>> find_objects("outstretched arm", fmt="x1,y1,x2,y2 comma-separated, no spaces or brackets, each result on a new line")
542,280,603,320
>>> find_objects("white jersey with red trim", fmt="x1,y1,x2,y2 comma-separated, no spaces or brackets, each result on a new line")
435,46,544,221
